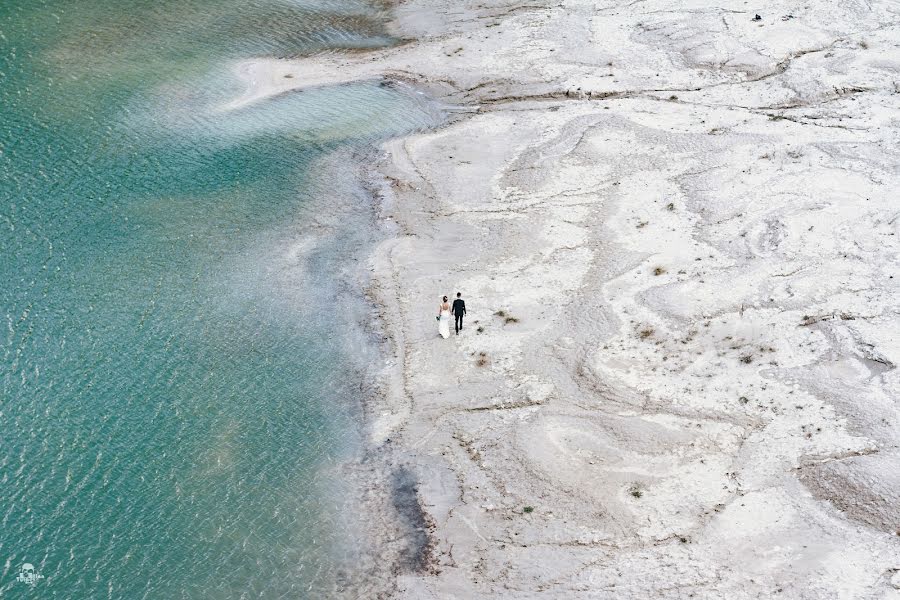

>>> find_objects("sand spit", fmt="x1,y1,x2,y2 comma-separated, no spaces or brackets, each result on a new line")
246,0,900,597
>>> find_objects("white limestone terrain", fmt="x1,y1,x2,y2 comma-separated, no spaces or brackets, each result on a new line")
238,0,900,597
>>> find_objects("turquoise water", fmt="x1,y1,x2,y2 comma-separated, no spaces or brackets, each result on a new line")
0,1,440,597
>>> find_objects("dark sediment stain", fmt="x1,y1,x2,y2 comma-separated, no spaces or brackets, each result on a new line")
798,453,900,535
390,466,436,573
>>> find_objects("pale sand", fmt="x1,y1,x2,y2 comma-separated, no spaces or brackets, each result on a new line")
239,0,900,597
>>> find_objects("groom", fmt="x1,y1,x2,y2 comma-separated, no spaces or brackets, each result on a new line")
452,292,466,335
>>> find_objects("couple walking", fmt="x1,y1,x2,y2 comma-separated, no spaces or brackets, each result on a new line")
437,292,466,339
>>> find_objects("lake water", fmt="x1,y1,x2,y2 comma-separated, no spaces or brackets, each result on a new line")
0,1,440,597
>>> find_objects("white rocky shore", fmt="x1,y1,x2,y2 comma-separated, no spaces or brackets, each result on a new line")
243,0,900,597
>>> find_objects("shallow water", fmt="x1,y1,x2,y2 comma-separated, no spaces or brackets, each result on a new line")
0,1,440,597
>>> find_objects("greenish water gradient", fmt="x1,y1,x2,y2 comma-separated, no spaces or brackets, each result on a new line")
0,1,440,597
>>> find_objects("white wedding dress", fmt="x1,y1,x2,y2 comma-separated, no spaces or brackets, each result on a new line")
438,307,451,339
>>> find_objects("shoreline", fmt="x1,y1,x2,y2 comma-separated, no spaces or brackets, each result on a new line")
285,144,441,598
271,0,900,596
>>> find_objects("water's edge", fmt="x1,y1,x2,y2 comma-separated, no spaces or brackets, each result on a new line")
299,138,446,597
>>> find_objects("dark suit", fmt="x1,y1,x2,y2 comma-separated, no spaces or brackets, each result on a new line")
451,298,466,333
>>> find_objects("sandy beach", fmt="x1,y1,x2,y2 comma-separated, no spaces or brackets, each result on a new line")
234,0,900,596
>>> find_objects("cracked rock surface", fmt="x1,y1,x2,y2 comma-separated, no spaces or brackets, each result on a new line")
235,0,900,597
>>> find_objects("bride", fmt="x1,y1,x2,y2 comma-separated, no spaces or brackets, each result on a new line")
436,295,451,339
